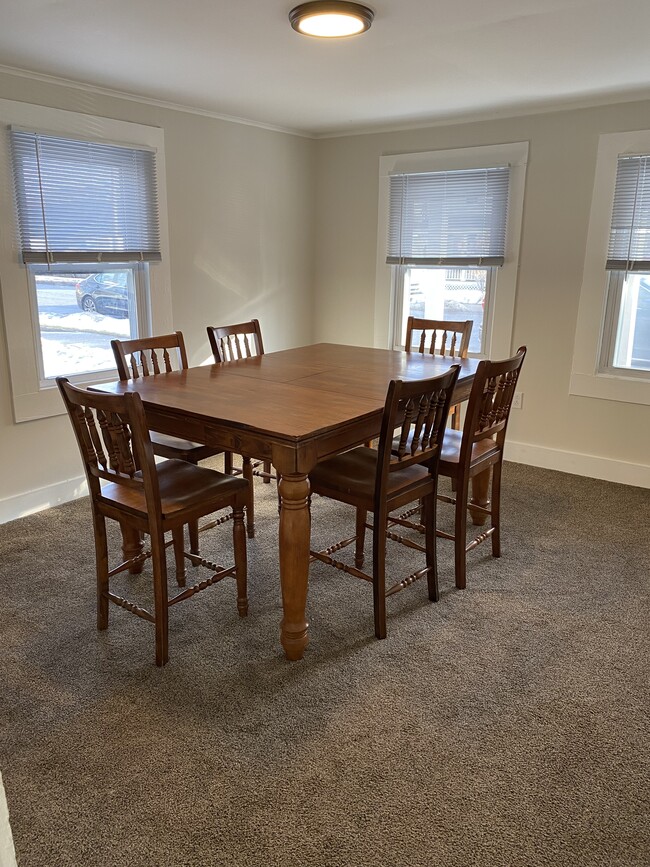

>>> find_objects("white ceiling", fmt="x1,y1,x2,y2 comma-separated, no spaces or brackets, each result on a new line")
2,0,650,137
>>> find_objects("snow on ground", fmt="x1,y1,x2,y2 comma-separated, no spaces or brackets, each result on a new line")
39,311,130,378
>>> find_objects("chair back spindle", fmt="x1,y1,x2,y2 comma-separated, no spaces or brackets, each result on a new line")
207,319,264,363
405,316,473,359
111,332,189,381
57,379,159,503
376,366,460,502
465,348,526,447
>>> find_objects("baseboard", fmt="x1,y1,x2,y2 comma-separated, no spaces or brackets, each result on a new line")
0,475,88,525
0,443,647,525
505,440,650,489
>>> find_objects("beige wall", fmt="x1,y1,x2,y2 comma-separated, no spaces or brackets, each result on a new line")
0,72,314,517
313,101,650,482
0,71,648,520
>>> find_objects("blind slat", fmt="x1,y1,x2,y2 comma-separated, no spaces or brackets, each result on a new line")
386,167,510,266
10,130,160,263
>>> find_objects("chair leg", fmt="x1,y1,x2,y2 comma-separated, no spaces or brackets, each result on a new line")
172,527,186,587
224,451,234,475
263,460,272,483
232,506,248,617
355,508,367,568
242,457,255,538
422,494,439,602
93,512,109,630
150,528,169,667
454,478,469,591
373,509,388,639
491,460,502,558
188,520,200,563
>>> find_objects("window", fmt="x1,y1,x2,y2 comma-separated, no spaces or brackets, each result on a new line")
374,143,528,358
600,155,650,374
386,165,509,354
572,130,650,405
10,129,159,383
0,99,172,422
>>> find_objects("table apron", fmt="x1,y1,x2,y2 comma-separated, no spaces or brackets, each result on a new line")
144,407,383,475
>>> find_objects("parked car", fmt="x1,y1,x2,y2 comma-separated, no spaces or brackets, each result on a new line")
75,272,129,317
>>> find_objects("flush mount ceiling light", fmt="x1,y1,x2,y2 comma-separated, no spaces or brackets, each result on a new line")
289,2,374,38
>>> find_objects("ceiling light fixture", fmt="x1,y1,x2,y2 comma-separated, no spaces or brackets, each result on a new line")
289,2,374,38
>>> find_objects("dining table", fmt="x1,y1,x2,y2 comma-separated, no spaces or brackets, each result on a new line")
96,342,481,660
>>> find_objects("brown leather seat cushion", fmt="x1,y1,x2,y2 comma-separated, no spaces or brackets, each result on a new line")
439,429,500,468
310,446,432,504
100,459,248,518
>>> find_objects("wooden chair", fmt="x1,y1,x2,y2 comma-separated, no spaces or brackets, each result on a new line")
309,365,460,639
207,319,275,533
111,332,235,552
405,316,473,430
436,346,527,591
57,377,249,667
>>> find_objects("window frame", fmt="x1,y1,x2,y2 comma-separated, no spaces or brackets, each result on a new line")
571,129,650,406
374,142,529,358
0,99,172,422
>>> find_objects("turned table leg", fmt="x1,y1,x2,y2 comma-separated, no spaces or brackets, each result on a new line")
121,522,145,574
277,472,311,661
469,468,491,527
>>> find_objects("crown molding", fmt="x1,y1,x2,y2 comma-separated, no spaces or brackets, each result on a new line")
313,90,650,139
0,63,314,139
1,62,649,143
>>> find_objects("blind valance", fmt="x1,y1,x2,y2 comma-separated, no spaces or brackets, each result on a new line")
386,166,510,267
607,154,650,271
10,129,161,264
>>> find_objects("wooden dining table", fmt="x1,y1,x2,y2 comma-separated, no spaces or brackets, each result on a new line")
96,343,481,660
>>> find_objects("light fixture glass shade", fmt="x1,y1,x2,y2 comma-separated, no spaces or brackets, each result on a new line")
289,2,374,38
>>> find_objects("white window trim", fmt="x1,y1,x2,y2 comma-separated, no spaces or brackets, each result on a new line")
374,142,529,357
0,99,173,422
571,129,650,406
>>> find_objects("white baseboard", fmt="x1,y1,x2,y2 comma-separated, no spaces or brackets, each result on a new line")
0,443,647,525
505,440,650,489
0,475,88,525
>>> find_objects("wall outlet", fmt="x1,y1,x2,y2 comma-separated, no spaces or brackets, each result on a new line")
512,391,523,409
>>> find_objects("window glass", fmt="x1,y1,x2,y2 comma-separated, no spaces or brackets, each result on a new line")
399,266,490,354
30,264,141,380
610,273,650,371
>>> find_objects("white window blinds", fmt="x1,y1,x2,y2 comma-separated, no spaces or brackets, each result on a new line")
10,129,161,264
607,154,650,271
386,166,510,266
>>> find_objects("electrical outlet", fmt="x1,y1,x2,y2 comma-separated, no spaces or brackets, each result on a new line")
512,391,523,409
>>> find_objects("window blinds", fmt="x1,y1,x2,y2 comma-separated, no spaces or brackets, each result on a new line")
386,166,510,266
607,154,650,271
10,129,161,264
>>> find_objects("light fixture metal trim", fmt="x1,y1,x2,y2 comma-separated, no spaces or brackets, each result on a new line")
289,1,374,38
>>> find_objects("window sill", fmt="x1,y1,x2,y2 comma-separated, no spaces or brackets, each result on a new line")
569,371,650,405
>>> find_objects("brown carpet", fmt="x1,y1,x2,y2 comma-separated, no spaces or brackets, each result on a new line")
0,462,648,866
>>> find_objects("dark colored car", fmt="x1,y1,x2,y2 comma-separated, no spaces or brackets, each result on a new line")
75,272,129,317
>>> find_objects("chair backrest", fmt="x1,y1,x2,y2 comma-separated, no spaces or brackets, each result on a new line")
111,332,189,381
459,346,527,463
207,319,264,363
405,316,473,358
375,365,460,504
57,377,160,513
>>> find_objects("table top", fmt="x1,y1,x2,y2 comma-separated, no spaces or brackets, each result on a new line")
97,343,479,445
